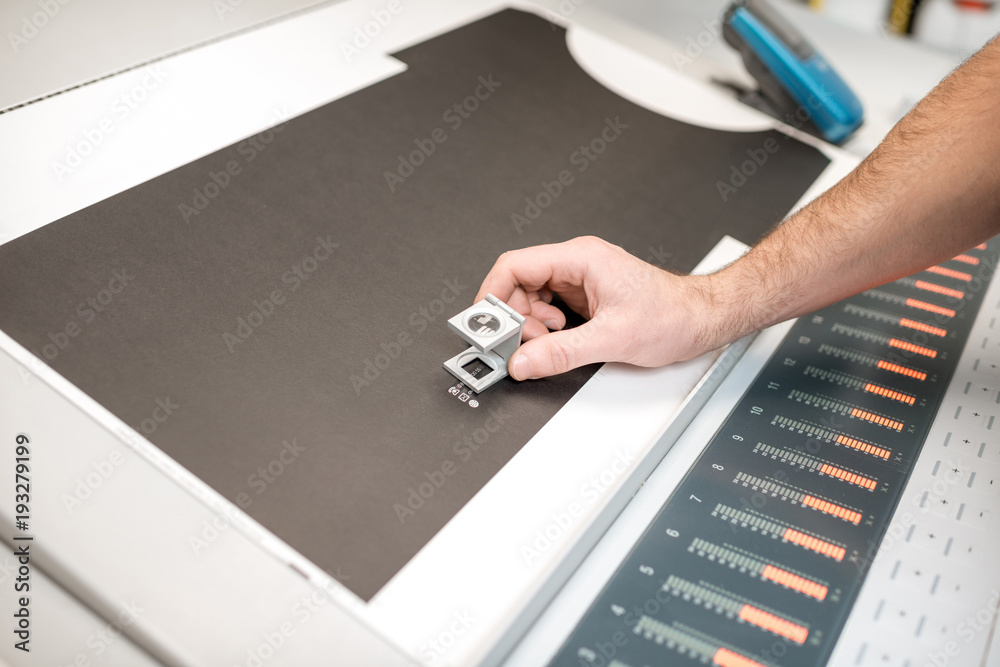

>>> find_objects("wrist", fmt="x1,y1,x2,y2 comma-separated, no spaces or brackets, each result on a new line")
694,263,772,351
671,272,736,358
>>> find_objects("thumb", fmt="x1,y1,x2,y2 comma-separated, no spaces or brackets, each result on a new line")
508,320,613,380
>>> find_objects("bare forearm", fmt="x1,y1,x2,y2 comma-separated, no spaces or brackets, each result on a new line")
701,37,1000,347
479,40,1000,380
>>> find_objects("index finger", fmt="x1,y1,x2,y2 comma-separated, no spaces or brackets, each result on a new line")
474,240,590,305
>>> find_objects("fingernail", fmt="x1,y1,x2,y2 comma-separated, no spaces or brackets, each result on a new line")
543,319,559,330
510,353,533,381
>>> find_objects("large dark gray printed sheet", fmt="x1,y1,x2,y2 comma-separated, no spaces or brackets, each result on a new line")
0,9,830,600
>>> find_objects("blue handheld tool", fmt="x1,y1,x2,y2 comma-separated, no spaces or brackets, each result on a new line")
723,0,864,144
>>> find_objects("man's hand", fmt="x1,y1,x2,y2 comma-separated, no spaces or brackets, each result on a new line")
476,236,718,381
479,38,1000,384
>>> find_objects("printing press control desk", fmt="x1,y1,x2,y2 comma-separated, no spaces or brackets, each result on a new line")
0,2,996,666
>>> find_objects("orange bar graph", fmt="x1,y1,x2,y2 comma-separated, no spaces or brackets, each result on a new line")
953,254,979,265
900,318,947,337
738,605,809,644
863,382,916,405
905,298,955,318
801,495,863,524
819,463,877,490
914,280,964,299
761,564,828,600
876,360,927,381
850,407,904,431
713,648,766,667
926,265,972,281
835,434,890,459
782,528,846,560
889,338,937,358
